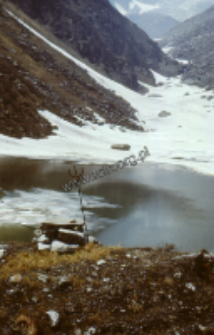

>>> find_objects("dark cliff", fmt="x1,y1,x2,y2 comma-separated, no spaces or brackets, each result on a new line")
8,0,182,91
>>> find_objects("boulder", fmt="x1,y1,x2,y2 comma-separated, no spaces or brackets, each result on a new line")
58,229,86,246
158,111,171,117
111,144,130,151
51,240,79,252
148,94,163,98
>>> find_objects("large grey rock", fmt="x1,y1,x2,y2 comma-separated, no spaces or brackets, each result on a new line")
158,111,171,117
111,144,130,151
148,94,163,98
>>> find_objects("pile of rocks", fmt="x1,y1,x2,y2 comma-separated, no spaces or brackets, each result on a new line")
33,220,99,252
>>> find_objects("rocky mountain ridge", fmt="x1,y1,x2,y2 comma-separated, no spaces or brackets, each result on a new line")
110,0,214,21
110,0,214,38
7,0,182,91
160,5,214,88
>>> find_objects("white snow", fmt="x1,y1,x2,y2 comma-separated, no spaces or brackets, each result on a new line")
2,10,214,177
176,58,190,65
129,0,160,14
114,3,128,16
162,46,174,54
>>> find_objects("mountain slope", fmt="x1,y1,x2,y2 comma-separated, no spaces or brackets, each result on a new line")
7,0,182,91
110,0,214,21
160,5,214,88
110,0,214,38
127,12,179,39
0,4,145,139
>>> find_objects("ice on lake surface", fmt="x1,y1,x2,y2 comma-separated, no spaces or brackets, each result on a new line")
0,188,119,232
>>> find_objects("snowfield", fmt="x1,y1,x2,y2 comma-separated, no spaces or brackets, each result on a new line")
129,0,160,14
113,0,160,15
2,10,214,177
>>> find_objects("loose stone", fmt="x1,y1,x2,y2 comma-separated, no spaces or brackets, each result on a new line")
97,259,107,266
37,273,49,284
46,310,60,328
9,274,23,284
0,249,5,258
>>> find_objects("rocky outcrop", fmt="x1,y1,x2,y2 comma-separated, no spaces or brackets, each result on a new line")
8,0,182,91
160,5,214,88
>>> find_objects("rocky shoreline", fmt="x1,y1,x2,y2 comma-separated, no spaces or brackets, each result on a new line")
0,239,214,334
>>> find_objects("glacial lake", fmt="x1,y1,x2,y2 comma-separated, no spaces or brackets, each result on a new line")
0,157,214,252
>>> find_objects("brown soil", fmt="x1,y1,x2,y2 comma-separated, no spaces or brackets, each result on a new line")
0,242,214,334
0,5,143,140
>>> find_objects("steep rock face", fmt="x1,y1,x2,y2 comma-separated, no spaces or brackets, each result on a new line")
8,0,182,91
160,5,214,88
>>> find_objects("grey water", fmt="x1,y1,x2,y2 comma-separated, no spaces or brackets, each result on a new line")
0,157,214,252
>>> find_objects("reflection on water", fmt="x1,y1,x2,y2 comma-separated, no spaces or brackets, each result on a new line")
0,224,34,242
84,164,214,252
1,157,214,251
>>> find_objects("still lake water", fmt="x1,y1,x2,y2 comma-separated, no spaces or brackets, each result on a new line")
0,157,214,252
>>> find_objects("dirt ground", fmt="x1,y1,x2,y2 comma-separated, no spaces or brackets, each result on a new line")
0,242,214,334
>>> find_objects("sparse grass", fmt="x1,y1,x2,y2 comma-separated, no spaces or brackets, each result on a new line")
0,242,214,334
0,244,124,280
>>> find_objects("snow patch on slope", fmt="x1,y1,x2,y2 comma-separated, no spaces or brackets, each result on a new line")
129,0,160,14
114,3,128,15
